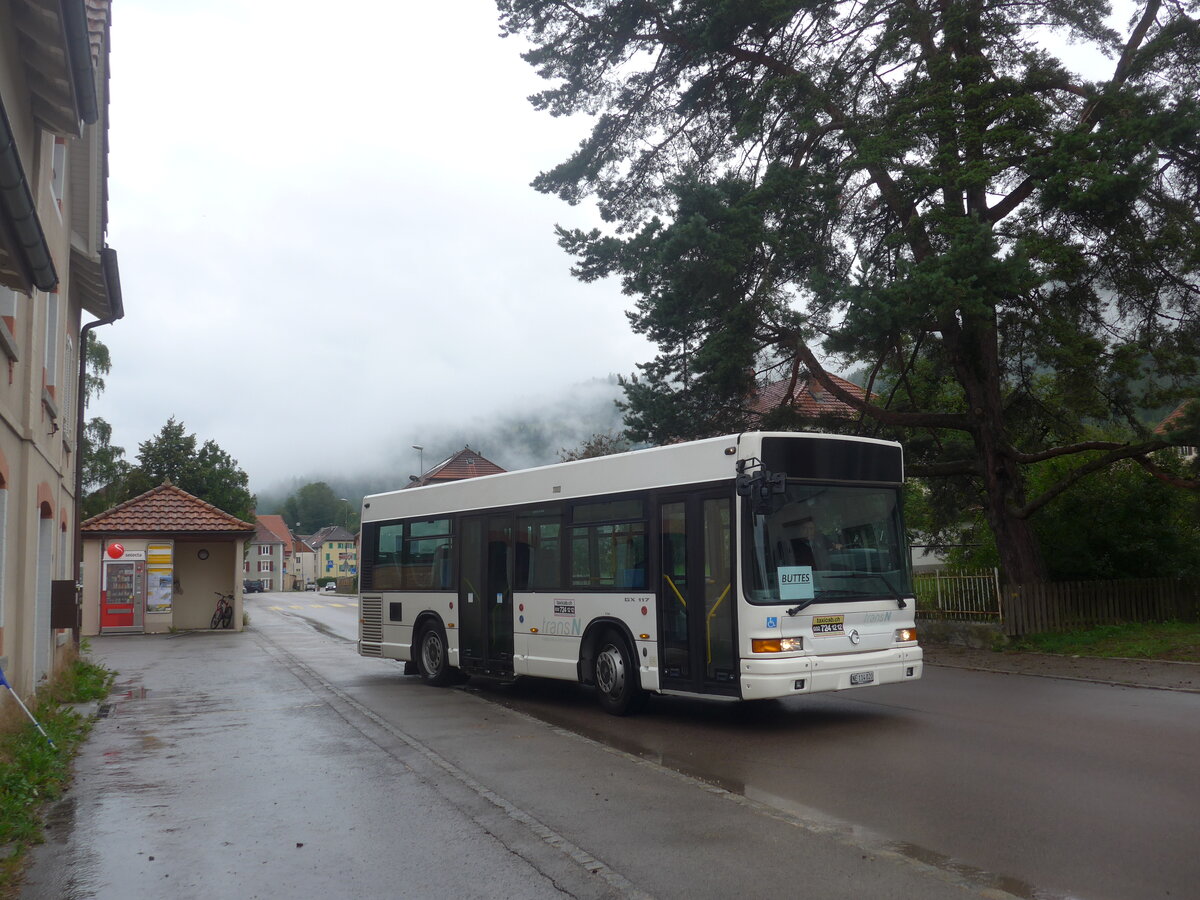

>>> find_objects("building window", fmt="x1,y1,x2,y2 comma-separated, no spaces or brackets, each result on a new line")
258,560,273,573
0,289,18,362
43,292,60,390
51,137,66,212
261,578,273,591
259,544,272,555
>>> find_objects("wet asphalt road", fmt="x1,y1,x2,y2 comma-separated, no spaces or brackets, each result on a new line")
20,592,1200,899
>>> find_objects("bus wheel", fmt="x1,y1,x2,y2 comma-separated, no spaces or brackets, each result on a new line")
593,632,641,716
418,622,454,687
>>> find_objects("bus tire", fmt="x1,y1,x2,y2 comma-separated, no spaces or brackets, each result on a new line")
417,622,454,687
593,630,642,716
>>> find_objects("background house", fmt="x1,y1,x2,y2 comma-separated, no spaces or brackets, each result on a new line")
405,446,506,488
0,0,122,703
748,372,872,424
247,517,287,591
306,525,358,582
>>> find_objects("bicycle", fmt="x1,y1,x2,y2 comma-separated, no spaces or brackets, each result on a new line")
210,591,234,630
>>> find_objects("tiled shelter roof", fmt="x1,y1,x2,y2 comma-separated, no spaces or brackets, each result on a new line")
749,373,871,419
81,482,255,535
407,447,506,488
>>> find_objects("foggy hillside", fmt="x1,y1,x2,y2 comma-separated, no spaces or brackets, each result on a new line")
255,376,628,510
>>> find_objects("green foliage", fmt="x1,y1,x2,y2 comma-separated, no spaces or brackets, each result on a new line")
0,656,112,890
499,0,1200,581
558,430,632,461
278,482,357,534
84,418,256,521
940,453,1200,580
1011,622,1200,662
82,333,111,406
80,417,130,519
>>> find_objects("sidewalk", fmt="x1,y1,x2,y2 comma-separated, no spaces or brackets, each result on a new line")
924,643,1200,692
18,632,598,900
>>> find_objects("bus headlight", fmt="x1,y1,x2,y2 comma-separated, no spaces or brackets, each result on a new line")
752,637,803,653
894,627,918,643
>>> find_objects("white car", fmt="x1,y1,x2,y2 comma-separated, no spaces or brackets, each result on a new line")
322,583,336,592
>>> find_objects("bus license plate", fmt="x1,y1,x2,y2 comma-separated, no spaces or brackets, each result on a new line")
850,671,874,685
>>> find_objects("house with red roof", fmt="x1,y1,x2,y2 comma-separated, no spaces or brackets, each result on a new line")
79,482,255,634
1155,400,1197,462
747,371,872,424
405,447,506,489
248,514,295,592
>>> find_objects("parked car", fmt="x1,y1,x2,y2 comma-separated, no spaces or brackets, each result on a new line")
243,579,263,593
305,581,316,591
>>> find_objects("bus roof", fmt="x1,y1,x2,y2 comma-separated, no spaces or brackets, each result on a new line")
361,432,901,524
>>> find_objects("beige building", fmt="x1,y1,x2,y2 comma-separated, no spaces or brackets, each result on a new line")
0,1,122,702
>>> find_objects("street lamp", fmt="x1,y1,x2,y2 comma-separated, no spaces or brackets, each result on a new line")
412,444,424,474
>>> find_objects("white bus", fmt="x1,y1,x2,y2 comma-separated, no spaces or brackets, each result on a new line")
358,432,922,714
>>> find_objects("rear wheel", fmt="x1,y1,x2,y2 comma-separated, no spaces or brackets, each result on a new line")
593,631,643,716
418,622,454,686
219,604,233,629
210,609,222,630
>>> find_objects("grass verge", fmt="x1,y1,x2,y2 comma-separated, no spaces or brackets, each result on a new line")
0,653,113,896
1010,621,1200,662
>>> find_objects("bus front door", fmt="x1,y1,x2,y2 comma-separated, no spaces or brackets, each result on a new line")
458,515,514,675
657,492,736,695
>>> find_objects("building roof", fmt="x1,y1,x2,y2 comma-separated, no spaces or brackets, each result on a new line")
1155,399,1196,437
81,482,255,535
406,447,506,488
306,525,356,547
748,372,871,420
256,514,294,544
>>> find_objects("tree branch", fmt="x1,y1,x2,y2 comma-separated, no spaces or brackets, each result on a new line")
791,339,973,430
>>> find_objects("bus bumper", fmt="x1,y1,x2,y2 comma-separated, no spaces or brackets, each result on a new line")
738,647,923,700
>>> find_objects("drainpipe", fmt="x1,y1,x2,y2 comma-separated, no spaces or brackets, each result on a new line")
72,248,123,643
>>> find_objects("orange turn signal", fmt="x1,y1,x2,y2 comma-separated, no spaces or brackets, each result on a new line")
752,638,782,653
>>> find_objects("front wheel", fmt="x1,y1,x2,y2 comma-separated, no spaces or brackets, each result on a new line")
593,632,643,716
418,622,455,686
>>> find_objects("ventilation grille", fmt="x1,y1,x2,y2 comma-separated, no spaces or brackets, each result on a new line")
360,595,383,645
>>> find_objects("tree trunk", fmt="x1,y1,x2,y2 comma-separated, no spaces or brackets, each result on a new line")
947,308,1047,584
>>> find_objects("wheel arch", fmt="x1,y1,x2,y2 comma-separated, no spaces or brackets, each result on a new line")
578,617,641,689
411,611,447,666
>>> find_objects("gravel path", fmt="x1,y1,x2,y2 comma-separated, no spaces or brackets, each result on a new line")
923,644,1200,692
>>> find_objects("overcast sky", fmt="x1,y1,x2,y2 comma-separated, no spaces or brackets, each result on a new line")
88,0,652,494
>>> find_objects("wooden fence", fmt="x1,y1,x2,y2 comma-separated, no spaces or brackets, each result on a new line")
1001,577,1200,636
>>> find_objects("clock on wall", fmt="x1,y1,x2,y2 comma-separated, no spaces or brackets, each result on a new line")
197,549,209,560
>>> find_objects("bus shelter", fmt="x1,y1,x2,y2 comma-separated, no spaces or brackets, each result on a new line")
80,482,256,634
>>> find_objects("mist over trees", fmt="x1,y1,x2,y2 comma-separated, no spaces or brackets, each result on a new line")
254,376,630,515
497,0,1200,582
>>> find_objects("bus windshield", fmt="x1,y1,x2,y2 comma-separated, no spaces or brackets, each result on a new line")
746,483,911,605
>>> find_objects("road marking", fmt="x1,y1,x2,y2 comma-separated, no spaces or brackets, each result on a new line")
289,605,306,609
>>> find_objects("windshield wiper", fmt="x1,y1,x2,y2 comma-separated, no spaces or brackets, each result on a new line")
824,572,908,608
785,598,818,616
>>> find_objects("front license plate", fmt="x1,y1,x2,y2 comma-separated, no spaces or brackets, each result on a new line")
850,671,874,685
